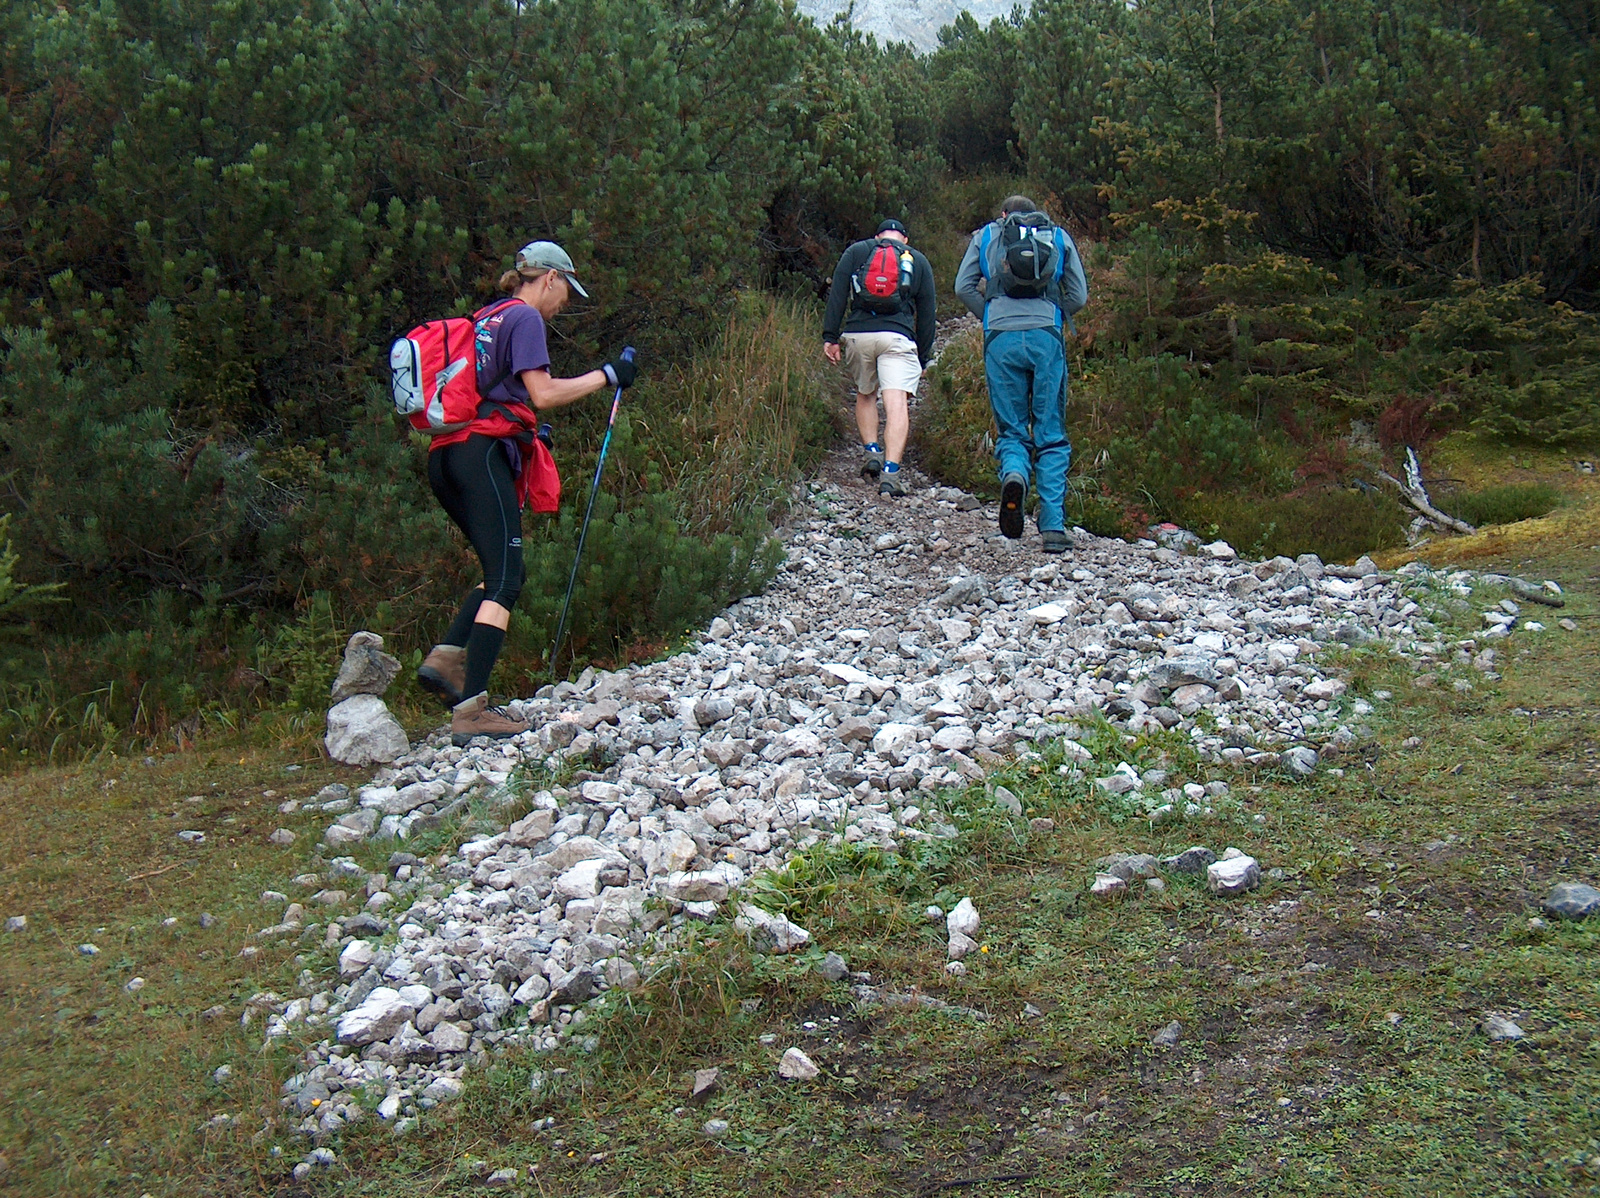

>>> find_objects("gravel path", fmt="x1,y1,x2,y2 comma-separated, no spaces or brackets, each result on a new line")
254,422,1570,1168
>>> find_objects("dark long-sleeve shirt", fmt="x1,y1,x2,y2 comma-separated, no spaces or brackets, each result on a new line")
821,238,938,365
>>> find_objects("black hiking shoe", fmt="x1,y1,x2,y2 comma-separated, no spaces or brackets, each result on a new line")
860,446,885,480
1041,529,1073,555
999,472,1027,539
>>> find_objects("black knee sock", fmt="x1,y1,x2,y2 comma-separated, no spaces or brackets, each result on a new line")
441,587,485,648
462,621,506,701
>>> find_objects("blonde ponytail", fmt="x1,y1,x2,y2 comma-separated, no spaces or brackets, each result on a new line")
497,268,524,294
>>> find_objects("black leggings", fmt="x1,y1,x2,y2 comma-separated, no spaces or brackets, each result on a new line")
428,435,525,609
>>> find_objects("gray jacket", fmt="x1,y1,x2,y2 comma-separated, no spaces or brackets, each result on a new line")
954,220,1088,334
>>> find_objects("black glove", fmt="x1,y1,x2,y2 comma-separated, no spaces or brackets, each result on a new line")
602,356,638,389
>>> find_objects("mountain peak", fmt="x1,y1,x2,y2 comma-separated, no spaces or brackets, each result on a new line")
794,1,1016,54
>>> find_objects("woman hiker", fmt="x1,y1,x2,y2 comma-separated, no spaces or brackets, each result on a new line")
417,240,638,745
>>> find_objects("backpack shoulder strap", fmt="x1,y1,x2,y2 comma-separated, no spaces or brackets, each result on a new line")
978,225,992,281
474,297,523,324
474,298,527,399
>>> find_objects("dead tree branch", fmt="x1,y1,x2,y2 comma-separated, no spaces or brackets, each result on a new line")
1377,446,1478,535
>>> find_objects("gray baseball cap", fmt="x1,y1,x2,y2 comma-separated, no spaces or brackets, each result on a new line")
515,240,589,298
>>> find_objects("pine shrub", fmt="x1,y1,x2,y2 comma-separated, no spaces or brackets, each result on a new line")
1410,280,1600,449
1174,489,1409,563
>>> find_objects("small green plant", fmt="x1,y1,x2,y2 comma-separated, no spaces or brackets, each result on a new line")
744,839,938,920
0,514,63,639
260,592,343,712
1064,475,1128,537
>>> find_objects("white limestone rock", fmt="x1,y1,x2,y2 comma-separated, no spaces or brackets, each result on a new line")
336,987,417,1046
1206,855,1261,896
736,904,812,953
325,695,409,766
871,723,921,761
778,1047,820,1080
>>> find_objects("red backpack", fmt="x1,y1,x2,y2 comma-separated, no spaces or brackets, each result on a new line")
388,298,522,434
851,237,914,315
388,298,561,513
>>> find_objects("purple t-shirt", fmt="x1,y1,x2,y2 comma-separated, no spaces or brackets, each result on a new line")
476,302,551,404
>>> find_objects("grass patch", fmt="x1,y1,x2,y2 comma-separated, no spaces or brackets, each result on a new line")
1444,482,1563,528
1174,487,1410,562
0,723,371,1196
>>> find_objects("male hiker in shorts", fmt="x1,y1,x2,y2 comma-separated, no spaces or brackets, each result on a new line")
822,219,937,498
954,196,1088,553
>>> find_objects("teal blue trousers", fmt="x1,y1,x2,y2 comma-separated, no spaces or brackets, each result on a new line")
985,328,1071,533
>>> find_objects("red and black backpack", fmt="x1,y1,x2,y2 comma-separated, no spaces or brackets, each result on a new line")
851,238,914,315
388,299,560,513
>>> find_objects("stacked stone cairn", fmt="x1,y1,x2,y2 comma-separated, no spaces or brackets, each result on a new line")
325,633,408,766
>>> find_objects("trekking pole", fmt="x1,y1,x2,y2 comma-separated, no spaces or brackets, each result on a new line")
550,347,635,678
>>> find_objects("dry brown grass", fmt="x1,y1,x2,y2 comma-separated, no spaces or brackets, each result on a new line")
639,294,834,539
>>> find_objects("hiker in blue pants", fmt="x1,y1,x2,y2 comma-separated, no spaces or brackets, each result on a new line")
954,196,1088,554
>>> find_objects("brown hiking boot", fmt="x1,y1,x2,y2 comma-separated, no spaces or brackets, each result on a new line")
417,644,466,707
450,691,530,747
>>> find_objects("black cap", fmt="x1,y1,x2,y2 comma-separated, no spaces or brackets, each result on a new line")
876,219,907,236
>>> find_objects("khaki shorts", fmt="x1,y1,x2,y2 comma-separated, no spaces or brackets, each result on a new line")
841,330,921,396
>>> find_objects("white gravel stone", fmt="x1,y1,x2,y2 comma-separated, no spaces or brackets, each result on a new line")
778,1047,820,1080
335,987,417,1046
872,722,921,760
946,897,979,938
421,1075,465,1102
1206,855,1262,896
1482,1013,1525,1041
1089,874,1126,897
1283,746,1319,776
555,859,609,901
931,725,976,752
339,940,375,979
736,904,811,953
947,929,978,961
